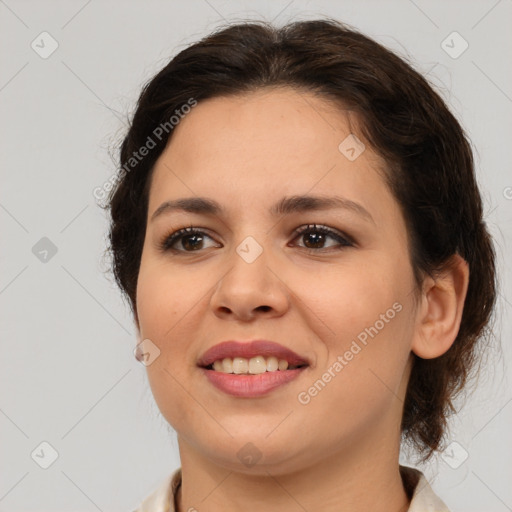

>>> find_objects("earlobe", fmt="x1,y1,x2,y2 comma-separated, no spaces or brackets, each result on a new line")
411,254,470,359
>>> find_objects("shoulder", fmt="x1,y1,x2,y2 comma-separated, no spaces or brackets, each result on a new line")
400,465,451,512
131,468,182,512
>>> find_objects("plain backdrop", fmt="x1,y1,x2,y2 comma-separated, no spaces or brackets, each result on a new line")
0,1,511,511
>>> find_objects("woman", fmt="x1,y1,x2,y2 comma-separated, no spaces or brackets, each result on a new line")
105,18,496,512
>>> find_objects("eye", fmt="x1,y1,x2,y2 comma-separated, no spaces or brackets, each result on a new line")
159,226,220,253
159,223,354,254
291,224,354,252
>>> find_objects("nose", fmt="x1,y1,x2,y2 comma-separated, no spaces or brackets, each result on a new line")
209,239,290,322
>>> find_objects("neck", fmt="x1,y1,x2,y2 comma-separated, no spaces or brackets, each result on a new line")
175,435,410,512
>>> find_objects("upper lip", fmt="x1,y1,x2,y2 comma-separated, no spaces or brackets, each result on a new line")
197,340,310,368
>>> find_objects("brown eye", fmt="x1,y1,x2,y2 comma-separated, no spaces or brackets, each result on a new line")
160,227,219,253
292,224,353,251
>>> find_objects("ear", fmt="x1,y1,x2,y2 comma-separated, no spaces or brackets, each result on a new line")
411,254,469,359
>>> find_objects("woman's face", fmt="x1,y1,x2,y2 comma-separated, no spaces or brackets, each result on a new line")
136,88,419,474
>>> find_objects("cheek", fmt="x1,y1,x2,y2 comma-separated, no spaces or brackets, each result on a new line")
290,257,406,340
292,256,414,398
296,295,412,444
135,260,204,430
135,260,202,395
136,258,203,339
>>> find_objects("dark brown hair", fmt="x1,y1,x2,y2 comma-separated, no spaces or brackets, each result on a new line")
104,18,496,461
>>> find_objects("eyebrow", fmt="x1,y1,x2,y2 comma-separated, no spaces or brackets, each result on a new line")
150,194,374,223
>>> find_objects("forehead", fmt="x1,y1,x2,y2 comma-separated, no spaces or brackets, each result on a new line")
160,87,363,166
148,87,393,220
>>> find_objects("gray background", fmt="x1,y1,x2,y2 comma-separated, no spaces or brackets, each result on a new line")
0,1,511,511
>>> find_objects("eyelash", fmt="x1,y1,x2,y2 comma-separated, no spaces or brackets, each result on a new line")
158,224,354,254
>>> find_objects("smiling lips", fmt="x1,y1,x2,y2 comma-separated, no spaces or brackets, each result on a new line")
197,340,310,397
197,340,310,369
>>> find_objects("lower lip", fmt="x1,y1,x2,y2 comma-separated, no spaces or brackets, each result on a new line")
200,367,307,397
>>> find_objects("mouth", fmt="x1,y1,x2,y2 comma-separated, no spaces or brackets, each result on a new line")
198,341,310,398
197,339,310,375
203,356,308,374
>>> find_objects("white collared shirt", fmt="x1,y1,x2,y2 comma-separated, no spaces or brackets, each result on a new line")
132,465,450,512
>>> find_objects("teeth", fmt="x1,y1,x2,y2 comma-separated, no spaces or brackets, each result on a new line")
266,356,279,372
248,356,267,374
233,357,248,374
213,360,224,372
209,356,301,374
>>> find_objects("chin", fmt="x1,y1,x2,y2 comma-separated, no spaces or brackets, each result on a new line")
193,431,310,475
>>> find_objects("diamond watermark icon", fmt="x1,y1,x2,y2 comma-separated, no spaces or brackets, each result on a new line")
31,32,59,59
441,32,469,59
31,441,59,469
338,134,366,161
134,339,161,366
32,237,58,263
236,236,263,263
441,440,469,469
237,442,262,467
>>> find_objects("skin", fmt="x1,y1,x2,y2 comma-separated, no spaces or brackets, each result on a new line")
135,87,469,512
